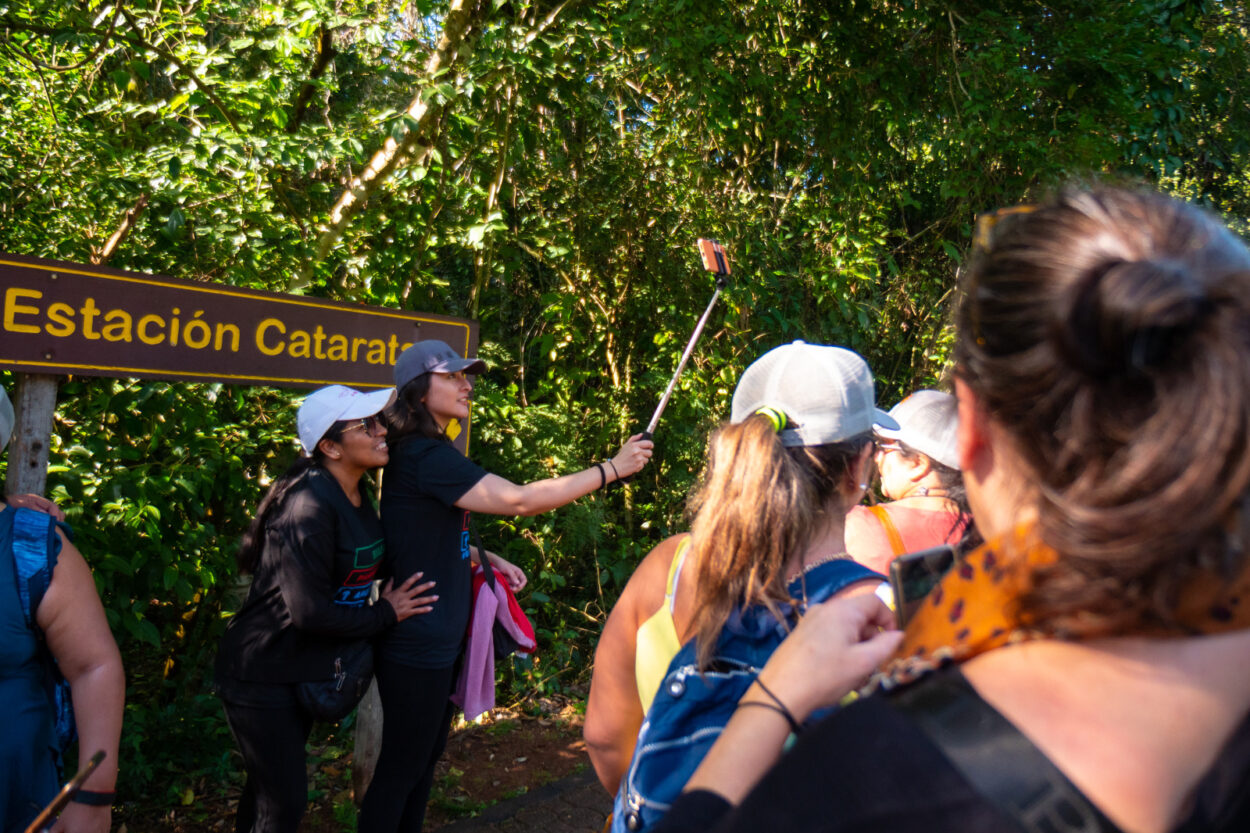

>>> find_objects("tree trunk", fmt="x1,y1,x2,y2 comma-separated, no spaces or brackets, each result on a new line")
352,679,384,802
294,0,492,290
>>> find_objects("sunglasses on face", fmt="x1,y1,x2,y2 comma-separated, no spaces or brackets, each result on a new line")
341,414,386,435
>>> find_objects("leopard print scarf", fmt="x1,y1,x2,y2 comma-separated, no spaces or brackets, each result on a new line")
875,525,1250,690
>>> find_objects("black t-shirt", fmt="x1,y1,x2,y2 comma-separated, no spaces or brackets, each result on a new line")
377,434,487,669
215,467,395,687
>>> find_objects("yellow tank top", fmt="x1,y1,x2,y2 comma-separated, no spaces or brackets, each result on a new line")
634,537,690,712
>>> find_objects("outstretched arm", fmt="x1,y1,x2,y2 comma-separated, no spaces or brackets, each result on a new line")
37,533,125,833
455,434,654,516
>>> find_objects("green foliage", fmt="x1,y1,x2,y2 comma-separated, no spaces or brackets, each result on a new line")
1,0,1248,806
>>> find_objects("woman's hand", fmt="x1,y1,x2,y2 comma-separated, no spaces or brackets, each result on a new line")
5,492,65,521
756,593,902,722
488,553,528,592
50,802,110,833
610,433,655,480
380,573,439,622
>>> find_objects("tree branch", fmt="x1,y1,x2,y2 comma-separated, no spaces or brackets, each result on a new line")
287,25,337,134
91,194,149,266
1,12,242,133
293,0,492,290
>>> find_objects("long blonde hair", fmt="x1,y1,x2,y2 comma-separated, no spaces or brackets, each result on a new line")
685,413,869,669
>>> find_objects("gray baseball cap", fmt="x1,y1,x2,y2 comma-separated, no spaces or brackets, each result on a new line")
876,389,961,470
730,341,897,446
0,387,13,451
393,340,487,390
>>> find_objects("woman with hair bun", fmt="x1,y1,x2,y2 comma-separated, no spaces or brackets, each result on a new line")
649,187,1250,833
584,341,895,821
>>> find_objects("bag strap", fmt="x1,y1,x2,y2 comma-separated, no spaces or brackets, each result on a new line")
468,515,497,591
868,505,907,557
664,537,690,612
889,668,1122,833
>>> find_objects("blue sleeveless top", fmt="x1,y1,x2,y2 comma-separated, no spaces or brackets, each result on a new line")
0,505,61,830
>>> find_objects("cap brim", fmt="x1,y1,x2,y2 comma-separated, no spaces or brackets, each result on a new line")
440,357,487,375
873,408,901,433
339,388,396,420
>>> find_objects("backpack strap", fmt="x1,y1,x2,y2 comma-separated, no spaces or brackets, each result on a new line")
11,507,61,629
868,505,907,557
889,668,1122,833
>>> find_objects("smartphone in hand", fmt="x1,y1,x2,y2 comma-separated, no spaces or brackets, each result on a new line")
888,545,956,629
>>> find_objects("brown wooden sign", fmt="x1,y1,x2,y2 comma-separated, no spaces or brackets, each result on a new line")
0,252,476,390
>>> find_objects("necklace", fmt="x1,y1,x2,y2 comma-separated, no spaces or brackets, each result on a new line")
787,551,851,584
903,486,949,499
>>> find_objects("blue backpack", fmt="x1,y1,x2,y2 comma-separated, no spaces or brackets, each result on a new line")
9,508,77,763
612,557,882,832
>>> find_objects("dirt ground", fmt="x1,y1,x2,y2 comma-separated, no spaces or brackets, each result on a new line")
117,705,594,832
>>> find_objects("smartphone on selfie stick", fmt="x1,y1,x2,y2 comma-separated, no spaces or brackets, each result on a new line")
615,240,730,486
888,545,956,630
640,239,731,442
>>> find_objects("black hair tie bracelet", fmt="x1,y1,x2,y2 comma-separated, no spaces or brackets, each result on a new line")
748,677,803,735
72,789,115,807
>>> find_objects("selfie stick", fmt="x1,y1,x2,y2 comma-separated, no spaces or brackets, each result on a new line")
641,239,731,440
25,750,106,833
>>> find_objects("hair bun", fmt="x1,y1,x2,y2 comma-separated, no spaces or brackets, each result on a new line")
1054,256,1214,379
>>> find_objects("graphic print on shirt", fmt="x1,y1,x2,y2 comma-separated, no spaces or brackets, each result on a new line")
459,510,471,560
334,538,385,606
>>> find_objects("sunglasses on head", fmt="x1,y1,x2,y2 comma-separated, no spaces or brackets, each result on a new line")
972,204,1037,252
965,204,1038,345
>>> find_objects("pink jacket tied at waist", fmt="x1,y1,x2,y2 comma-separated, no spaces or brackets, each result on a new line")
453,564,537,720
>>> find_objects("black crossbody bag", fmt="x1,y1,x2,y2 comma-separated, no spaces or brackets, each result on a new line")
295,640,374,722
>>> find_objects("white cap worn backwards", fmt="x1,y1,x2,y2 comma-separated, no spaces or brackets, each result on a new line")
730,341,897,447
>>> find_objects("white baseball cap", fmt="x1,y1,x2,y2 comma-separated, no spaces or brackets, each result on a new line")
296,385,394,454
875,389,960,470
0,387,13,451
730,341,897,446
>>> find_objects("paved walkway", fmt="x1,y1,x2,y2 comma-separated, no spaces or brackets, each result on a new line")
433,769,611,833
